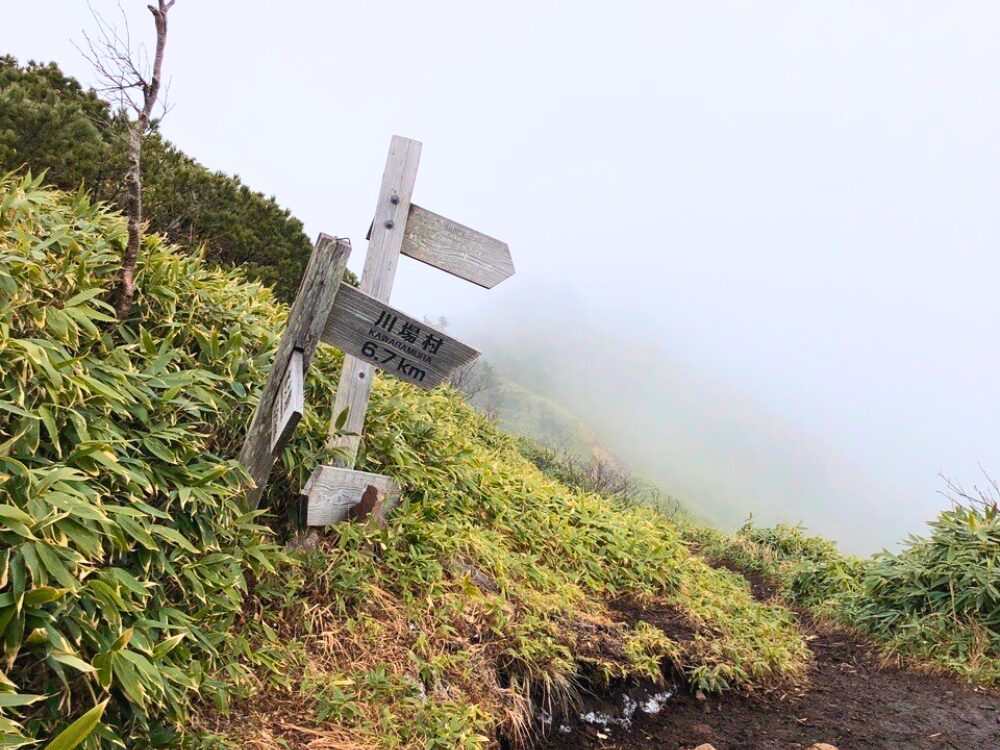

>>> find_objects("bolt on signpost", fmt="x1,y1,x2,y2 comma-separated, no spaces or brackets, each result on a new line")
238,136,513,526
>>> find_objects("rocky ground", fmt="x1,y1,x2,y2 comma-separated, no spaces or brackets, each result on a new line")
541,568,1000,750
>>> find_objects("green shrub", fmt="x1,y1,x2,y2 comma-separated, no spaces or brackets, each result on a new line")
0,172,287,746
687,520,865,614
740,523,864,612
861,504,1000,632
692,508,1000,684
853,503,1000,680
0,57,355,302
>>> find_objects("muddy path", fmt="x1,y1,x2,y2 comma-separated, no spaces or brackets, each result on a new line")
541,565,1000,750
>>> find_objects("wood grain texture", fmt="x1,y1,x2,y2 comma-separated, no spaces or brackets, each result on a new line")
360,136,422,302
401,203,513,288
238,235,351,509
269,349,303,455
327,136,422,465
304,465,401,526
321,284,479,389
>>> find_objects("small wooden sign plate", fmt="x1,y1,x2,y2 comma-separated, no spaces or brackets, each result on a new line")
304,465,402,526
321,284,479,389
270,349,304,456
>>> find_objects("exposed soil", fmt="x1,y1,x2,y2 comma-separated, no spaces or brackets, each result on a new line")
607,595,699,644
542,566,1000,750
708,559,780,603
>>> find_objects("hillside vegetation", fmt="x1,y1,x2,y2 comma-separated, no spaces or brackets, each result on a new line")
471,372,603,459
0,175,808,748
689,510,1000,684
470,372,692,521
2,174,997,749
0,57,353,302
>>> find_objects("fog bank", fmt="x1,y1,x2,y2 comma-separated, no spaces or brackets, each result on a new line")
466,285,986,556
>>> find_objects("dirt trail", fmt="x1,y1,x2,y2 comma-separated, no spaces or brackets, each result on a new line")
541,567,1000,750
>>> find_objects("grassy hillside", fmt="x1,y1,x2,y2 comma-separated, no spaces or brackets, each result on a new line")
688,513,1000,685
3,173,996,749
472,372,695,521
472,373,603,459
0,175,807,748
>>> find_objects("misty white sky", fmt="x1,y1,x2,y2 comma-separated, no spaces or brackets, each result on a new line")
5,2,999,552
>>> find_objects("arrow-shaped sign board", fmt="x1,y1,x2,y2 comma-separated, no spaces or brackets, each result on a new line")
321,284,479,389
395,204,513,289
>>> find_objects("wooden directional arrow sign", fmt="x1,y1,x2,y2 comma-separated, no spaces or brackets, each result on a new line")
321,284,479,389
322,135,513,503
398,204,513,289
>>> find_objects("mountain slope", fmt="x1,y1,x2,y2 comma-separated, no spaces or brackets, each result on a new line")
472,372,605,459
0,175,807,748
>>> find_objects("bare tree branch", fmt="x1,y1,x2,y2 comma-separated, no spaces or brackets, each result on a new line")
939,466,999,511
447,360,491,399
79,0,176,319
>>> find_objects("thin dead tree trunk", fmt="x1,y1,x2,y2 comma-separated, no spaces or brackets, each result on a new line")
117,1,175,319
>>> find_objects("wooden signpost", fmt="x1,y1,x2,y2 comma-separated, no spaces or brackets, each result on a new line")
323,136,424,473
238,135,512,524
321,285,479,389
238,235,351,509
400,204,513,289
307,135,513,526
304,466,401,525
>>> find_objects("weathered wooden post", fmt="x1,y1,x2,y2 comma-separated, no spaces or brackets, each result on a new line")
325,135,423,466
303,136,513,526
238,234,351,508
235,137,512,523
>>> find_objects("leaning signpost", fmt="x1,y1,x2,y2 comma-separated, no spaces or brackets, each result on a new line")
238,235,352,509
238,135,513,526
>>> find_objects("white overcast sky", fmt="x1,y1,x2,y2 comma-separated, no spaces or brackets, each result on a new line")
4,2,999,551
